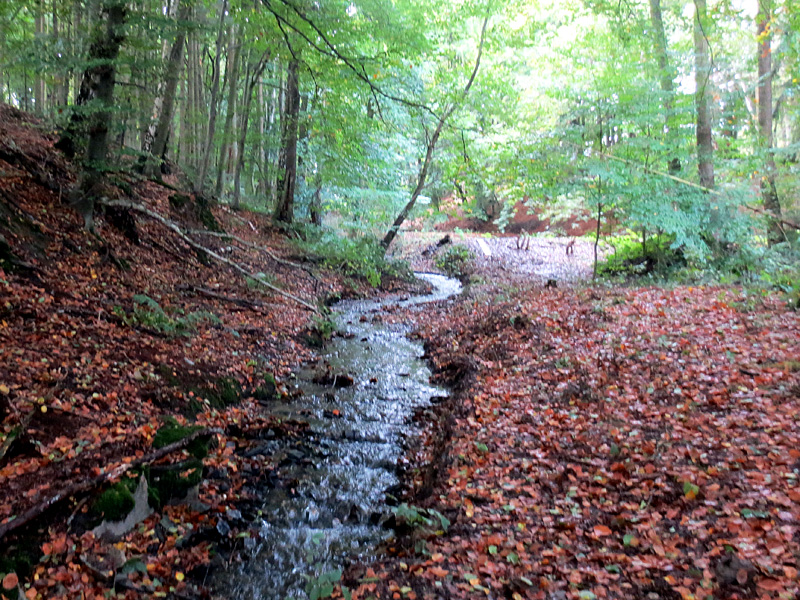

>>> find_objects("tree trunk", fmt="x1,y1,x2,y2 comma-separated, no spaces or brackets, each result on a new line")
215,28,239,198
381,13,490,251
72,0,127,230
34,0,45,115
693,0,715,189
309,172,322,225
143,0,190,177
196,0,228,192
756,0,784,244
274,58,300,223
232,51,269,209
648,0,680,173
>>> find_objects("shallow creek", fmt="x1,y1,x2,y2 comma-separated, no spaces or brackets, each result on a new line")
221,273,461,599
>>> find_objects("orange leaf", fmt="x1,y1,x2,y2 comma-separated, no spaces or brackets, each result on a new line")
593,525,612,537
25,588,37,599
757,579,784,592
428,567,448,578
2,572,18,590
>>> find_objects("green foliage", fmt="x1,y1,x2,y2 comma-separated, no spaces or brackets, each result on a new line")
294,226,411,287
392,503,451,535
435,245,474,281
113,295,221,336
599,232,686,277
304,568,342,600
757,243,800,308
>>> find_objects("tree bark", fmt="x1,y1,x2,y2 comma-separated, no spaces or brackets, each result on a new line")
232,51,270,209
34,0,45,115
196,0,228,192
648,0,680,173
693,0,715,189
143,0,191,178
215,27,240,198
274,58,299,223
381,13,490,251
756,0,784,244
72,0,127,230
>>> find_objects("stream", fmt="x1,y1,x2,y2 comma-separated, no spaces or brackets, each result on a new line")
220,273,462,599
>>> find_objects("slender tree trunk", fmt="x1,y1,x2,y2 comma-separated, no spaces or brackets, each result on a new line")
215,29,239,198
309,173,322,225
256,77,267,198
274,58,299,222
756,0,784,244
72,0,127,230
233,51,269,209
381,14,490,251
34,0,45,114
196,0,228,192
143,0,190,177
648,0,680,173
693,0,715,189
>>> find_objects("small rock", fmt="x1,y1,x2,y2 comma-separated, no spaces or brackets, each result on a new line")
216,518,231,537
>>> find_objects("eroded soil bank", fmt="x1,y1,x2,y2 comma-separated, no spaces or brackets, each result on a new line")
349,281,800,600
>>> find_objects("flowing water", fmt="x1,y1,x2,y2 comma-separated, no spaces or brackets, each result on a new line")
221,273,461,599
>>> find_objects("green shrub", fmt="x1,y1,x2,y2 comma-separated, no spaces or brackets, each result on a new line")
599,232,685,277
435,244,474,280
293,228,412,287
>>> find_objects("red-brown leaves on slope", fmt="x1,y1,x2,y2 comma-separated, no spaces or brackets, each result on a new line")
355,285,800,600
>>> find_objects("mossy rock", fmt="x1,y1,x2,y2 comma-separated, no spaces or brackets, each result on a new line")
90,482,136,523
253,373,277,401
152,416,207,458
168,193,191,211
147,458,204,510
193,376,242,409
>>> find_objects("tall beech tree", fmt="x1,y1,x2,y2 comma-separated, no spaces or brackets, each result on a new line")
694,0,715,190
756,0,784,244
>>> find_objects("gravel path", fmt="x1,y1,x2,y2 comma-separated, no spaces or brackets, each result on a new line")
394,232,605,286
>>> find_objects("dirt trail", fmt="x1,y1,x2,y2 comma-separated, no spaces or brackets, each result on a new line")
394,232,605,285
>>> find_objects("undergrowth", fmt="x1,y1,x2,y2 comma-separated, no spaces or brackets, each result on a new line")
292,225,412,287
435,244,474,281
113,294,221,336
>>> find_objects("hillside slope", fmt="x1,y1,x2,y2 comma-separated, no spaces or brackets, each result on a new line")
0,104,374,599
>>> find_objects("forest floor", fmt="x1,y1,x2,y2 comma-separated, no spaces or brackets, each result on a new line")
0,104,415,600
351,243,800,600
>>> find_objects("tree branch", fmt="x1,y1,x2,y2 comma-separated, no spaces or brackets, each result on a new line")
100,200,320,312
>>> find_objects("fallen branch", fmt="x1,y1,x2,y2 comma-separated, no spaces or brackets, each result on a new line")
177,284,264,309
101,199,319,313
188,229,316,277
0,427,222,542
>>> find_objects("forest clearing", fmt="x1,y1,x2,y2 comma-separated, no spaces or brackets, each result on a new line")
1,0,800,598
